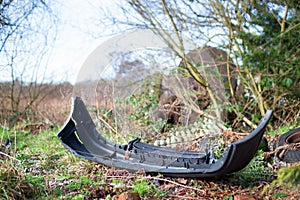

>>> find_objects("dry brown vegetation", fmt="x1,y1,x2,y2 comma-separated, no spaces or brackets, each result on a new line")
0,81,73,127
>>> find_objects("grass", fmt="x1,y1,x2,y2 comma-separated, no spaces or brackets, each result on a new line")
132,178,151,196
0,124,73,199
0,122,299,199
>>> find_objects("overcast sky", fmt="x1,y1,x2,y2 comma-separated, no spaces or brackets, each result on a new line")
46,0,115,84
1,0,221,84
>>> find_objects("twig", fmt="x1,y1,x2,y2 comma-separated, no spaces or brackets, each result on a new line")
143,176,206,194
0,151,20,163
97,114,117,134
263,143,300,160
167,194,199,199
106,173,206,194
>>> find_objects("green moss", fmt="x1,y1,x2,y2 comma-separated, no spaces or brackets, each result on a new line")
262,164,300,195
273,164,300,187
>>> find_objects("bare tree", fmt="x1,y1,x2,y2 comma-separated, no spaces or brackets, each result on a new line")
95,0,239,125
0,0,58,127
95,0,300,128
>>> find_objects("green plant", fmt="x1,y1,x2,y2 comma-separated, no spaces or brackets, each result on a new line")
223,195,234,200
0,124,69,199
110,178,125,189
262,163,300,196
272,164,300,187
268,125,292,136
230,152,274,185
132,179,150,196
71,194,85,200
154,188,169,198
272,192,287,199
124,85,158,127
0,157,48,199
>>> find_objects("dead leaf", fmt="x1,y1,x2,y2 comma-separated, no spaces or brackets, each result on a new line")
117,191,141,200
177,178,188,185
209,181,218,187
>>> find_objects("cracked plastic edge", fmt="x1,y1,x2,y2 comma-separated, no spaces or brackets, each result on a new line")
57,97,272,178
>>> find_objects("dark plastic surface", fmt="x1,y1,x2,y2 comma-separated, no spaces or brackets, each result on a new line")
57,97,273,178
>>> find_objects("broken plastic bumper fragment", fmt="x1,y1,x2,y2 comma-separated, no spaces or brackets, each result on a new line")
57,97,272,178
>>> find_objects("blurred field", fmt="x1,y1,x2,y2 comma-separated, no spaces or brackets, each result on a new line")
0,81,73,127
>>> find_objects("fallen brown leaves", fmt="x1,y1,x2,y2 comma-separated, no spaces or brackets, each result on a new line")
94,166,300,199
83,167,294,200
117,191,141,200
